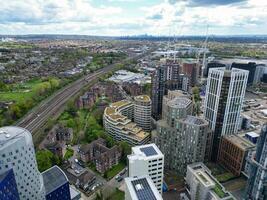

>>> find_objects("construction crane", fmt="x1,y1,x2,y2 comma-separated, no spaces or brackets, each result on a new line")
196,25,209,82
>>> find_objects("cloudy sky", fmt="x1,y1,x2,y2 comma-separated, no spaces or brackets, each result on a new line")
0,0,266,36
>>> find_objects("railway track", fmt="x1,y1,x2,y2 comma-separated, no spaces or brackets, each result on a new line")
15,51,152,134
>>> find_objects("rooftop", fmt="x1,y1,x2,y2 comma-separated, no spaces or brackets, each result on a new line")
183,116,207,126
42,165,69,195
125,176,163,200
167,97,192,109
188,163,232,198
0,126,32,149
224,134,255,150
134,95,151,103
104,100,150,141
209,67,249,76
131,143,163,158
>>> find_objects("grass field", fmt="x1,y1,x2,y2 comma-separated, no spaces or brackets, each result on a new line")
0,42,34,49
107,189,124,200
105,162,126,180
0,79,47,103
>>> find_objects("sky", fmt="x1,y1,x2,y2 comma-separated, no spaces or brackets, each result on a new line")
0,0,266,36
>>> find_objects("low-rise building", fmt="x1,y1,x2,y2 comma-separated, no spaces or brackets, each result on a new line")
77,92,96,109
40,124,73,157
103,100,150,145
185,163,235,200
125,176,163,200
64,169,96,191
79,138,121,173
217,133,256,176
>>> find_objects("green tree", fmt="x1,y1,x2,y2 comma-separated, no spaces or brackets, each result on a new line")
49,78,60,89
119,142,131,164
36,150,61,172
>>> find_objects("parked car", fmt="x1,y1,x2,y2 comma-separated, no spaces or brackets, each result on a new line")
78,161,85,168
117,176,123,182
120,169,127,176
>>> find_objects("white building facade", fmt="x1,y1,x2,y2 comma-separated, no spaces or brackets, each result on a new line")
0,126,45,200
128,143,164,194
204,68,248,160
204,68,248,135
134,95,152,132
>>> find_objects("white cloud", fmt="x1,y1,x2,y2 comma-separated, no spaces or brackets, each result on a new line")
0,0,266,35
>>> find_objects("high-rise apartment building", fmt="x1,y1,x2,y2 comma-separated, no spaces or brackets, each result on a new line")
205,61,226,77
181,59,199,86
0,126,46,200
246,125,267,200
151,59,180,120
134,95,151,132
204,68,248,161
152,90,209,174
231,62,256,85
125,175,163,200
128,143,164,194
254,64,266,84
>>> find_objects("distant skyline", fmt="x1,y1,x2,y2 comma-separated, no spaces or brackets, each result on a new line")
0,0,266,36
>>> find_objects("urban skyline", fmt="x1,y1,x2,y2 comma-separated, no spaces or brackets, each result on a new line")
0,1,267,199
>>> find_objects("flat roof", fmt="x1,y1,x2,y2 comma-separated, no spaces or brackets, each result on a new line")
140,146,158,157
125,176,163,200
168,97,192,109
104,100,150,141
131,143,163,158
182,116,207,126
132,178,157,200
134,95,151,102
42,165,69,195
246,132,259,138
195,171,215,187
224,134,255,150
0,126,32,149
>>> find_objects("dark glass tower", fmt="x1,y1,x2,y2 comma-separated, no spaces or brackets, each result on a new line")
246,125,267,200
151,59,180,120
0,169,20,200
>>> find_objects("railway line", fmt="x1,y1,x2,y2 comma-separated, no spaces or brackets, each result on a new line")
15,51,151,134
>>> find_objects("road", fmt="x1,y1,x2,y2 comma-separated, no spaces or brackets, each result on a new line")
15,50,152,134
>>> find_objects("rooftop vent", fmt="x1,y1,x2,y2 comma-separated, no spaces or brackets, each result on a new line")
135,183,144,191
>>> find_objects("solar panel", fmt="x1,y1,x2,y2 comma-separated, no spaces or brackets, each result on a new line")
131,178,157,200
140,146,157,157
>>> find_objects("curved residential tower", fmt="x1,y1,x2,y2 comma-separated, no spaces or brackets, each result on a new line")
0,126,45,200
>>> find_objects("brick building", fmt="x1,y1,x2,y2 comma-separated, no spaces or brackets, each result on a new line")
79,138,121,174
218,134,256,176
